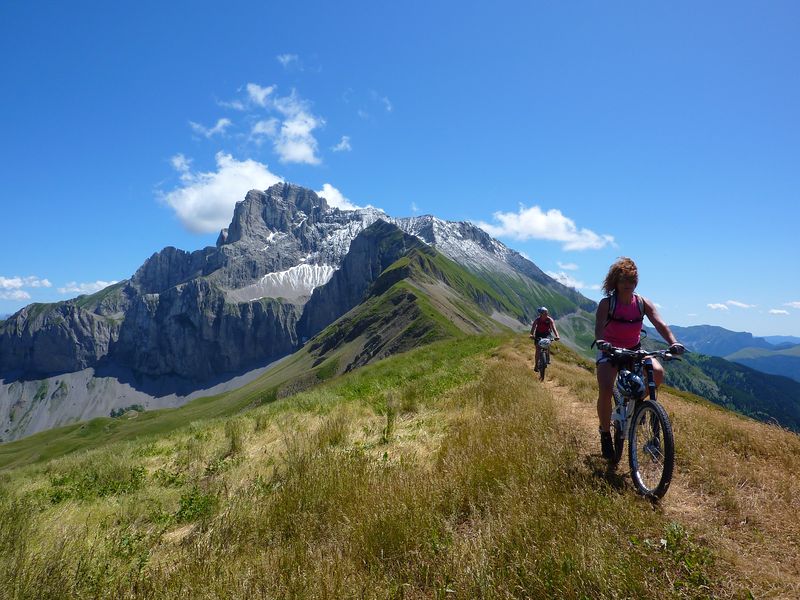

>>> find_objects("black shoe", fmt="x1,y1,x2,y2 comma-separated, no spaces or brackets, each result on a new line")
600,431,615,461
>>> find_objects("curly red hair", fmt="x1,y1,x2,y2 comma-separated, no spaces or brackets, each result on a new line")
602,257,638,296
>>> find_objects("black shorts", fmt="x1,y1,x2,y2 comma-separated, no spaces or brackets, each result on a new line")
535,333,551,342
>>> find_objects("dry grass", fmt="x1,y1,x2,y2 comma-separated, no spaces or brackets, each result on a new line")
525,336,800,598
664,393,800,596
1,336,797,598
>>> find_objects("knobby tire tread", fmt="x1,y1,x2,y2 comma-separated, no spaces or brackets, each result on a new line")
628,400,674,499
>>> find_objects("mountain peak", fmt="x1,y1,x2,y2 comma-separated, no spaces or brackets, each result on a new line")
223,183,330,245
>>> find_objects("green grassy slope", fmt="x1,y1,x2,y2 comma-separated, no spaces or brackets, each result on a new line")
2,336,797,597
552,309,596,359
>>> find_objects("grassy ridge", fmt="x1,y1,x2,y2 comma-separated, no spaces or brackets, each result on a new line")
1,335,775,598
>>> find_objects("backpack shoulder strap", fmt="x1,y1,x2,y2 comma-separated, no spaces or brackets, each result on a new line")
606,292,645,325
635,293,645,317
605,293,616,327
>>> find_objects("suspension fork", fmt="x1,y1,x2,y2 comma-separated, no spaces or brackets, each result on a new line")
644,357,657,401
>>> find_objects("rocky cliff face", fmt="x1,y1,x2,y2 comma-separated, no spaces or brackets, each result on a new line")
1,182,597,439
0,184,388,380
0,303,120,375
1,183,594,382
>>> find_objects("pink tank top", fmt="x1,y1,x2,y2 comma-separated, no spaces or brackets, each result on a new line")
603,295,644,348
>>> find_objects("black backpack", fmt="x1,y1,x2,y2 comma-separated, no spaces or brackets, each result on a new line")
606,292,645,326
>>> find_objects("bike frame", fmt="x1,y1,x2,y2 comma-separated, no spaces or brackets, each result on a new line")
600,344,681,498
609,348,673,437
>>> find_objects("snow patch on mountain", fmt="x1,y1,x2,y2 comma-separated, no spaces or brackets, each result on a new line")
226,264,336,302
308,210,386,265
393,215,517,275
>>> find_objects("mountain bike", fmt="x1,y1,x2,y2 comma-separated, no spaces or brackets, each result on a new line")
599,344,683,499
535,337,554,381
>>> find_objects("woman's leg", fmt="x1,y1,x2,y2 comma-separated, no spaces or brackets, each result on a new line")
651,358,664,387
596,361,617,432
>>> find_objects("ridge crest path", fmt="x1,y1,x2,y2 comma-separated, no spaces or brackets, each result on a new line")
529,342,800,597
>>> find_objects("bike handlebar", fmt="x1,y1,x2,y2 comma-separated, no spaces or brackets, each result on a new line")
599,345,684,362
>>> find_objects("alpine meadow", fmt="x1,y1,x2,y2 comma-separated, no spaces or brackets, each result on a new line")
2,2,800,599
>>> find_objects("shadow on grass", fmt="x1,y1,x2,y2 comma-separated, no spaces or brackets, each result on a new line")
584,454,630,494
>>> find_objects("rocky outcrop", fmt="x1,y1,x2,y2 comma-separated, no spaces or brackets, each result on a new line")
114,279,300,379
132,246,222,294
0,303,119,375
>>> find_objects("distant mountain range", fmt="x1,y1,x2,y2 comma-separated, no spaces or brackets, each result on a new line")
1,183,798,441
0,183,594,441
763,335,800,347
646,324,800,383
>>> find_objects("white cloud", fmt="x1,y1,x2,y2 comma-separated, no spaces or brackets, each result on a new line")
0,290,31,300
189,118,232,138
546,271,600,291
1,276,23,289
217,98,246,111
769,309,790,315
316,183,360,211
726,300,755,309
58,280,118,295
163,152,282,233
246,83,275,107
477,205,615,251
785,301,800,309
27,277,51,288
547,271,584,289
277,53,299,68
708,303,729,310
557,262,579,271
0,276,52,290
171,154,192,180
411,202,419,214
272,92,324,164
332,135,351,152
687,313,698,317
251,118,279,144
370,90,393,112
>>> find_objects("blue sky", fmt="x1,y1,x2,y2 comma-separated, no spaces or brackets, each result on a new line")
1,1,799,336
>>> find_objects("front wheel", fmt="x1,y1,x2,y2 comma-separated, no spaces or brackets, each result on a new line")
538,352,547,381
628,400,674,499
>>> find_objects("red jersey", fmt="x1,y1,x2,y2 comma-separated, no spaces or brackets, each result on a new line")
532,316,554,335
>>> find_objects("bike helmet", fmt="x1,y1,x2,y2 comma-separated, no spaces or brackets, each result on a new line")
616,369,646,399
537,306,548,314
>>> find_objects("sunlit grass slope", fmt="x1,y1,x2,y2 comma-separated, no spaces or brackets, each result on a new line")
2,335,797,598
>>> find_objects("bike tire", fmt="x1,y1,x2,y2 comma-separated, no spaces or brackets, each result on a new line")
538,353,546,381
628,400,674,499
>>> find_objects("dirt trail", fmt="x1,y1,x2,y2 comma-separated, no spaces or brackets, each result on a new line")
537,365,798,598
541,377,706,520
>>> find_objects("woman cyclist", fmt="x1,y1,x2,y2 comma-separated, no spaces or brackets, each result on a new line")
530,307,560,372
594,257,684,460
